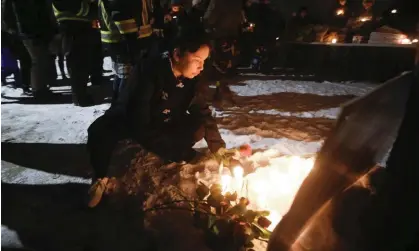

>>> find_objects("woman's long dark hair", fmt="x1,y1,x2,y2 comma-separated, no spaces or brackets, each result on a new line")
168,25,212,57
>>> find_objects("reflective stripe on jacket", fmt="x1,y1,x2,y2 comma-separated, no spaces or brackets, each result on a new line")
53,0,91,23
98,0,139,43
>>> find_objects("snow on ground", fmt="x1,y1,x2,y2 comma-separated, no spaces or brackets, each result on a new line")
1,98,108,144
1,60,377,249
218,107,341,119
230,79,374,97
0,72,376,185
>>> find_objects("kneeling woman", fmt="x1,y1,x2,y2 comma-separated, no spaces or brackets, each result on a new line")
86,29,225,207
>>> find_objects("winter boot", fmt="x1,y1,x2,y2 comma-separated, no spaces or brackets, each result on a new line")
73,93,94,107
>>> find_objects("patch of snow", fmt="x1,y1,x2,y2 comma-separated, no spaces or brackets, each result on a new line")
1,225,23,248
194,129,322,156
1,102,108,144
248,107,341,119
239,73,315,78
230,80,374,97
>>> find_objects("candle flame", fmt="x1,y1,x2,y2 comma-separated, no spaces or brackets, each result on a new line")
336,9,345,16
218,155,315,232
398,35,412,45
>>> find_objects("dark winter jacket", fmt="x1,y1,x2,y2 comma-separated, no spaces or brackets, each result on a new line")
88,53,225,162
98,0,149,57
203,0,243,38
2,0,57,39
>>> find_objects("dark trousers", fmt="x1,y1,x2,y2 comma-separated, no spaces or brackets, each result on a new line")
110,54,132,102
22,38,57,92
87,115,204,179
65,28,103,100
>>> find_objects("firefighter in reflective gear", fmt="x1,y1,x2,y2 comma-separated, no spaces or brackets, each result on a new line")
138,0,160,59
52,0,103,106
99,0,154,102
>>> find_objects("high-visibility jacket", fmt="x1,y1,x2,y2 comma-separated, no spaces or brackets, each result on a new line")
98,0,153,44
52,0,93,24
138,0,153,39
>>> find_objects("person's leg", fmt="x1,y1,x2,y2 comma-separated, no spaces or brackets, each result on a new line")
212,38,229,75
89,29,104,86
22,38,57,99
65,32,93,106
6,36,31,91
111,54,132,103
87,138,163,208
16,40,32,92
57,53,67,79
88,138,162,250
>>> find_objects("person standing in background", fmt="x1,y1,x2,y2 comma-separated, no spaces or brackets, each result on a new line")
163,0,189,51
2,0,59,102
136,0,156,60
98,0,142,103
202,0,243,77
52,0,103,106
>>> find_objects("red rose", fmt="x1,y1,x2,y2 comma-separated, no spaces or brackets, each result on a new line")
239,144,252,157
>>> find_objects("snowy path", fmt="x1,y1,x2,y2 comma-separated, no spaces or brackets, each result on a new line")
1,61,375,249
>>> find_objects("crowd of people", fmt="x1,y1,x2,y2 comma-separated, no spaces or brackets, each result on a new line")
3,0,339,105
0,0,268,105
1,0,418,208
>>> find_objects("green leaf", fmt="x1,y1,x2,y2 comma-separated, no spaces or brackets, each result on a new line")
244,210,259,223
208,215,218,229
251,223,272,240
257,210,270,217
226,204,247,216
213,148,239,167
